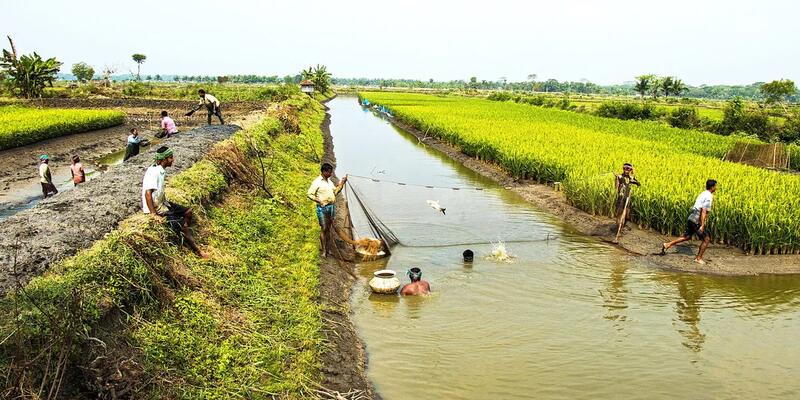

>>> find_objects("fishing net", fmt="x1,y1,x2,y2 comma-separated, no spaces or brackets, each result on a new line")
724,142,790,170
344,181,400,255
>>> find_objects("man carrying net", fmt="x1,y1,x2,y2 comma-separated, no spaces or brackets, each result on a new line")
307,163,347,257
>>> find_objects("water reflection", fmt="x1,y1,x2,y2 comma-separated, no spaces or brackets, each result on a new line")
672,275,707,352
601,256,630,330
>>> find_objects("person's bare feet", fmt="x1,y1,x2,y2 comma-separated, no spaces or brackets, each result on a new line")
199,250,211,259
660,243,668,255
693,258,705,265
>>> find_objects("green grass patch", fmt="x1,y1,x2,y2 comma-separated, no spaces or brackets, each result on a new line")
0,105,125,150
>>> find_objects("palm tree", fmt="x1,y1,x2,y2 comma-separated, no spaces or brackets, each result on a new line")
671,78,687,97
131,53,146,80
660,76,674,98
634,74,655,99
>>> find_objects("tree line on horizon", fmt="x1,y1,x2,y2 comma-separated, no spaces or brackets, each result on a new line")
333,76,799,102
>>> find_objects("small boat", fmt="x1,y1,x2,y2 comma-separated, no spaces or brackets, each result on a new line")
369,270,401,294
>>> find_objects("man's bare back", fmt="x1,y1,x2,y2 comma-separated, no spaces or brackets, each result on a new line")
400,280,431,296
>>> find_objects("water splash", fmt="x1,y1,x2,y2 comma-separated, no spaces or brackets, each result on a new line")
488,240,515,263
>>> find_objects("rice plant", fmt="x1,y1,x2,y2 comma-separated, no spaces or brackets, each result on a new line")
0,106,125,150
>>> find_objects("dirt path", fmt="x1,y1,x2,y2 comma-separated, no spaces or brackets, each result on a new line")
318,100,381,399
387,118,800,276
0,124,241,295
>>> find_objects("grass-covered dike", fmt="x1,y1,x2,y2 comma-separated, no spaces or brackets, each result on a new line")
0,95,332,398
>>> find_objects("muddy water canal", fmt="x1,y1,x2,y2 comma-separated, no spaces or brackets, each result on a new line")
327,96,800,399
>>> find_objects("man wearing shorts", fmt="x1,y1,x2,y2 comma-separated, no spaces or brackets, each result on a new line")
661,179,717,264
307,163,347,257
142,146,208,258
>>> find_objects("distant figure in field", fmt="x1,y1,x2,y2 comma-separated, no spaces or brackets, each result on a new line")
70,155,86,186
187,89,224,125
661,179,717,265
38,155,58,198
307,162,347,257
142,146,209,259
401,267,431,296
160,110,179,138
613,163,640,223
463,249,474,263
124,128,143,161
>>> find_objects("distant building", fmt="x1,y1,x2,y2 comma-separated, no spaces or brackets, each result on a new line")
300,80,315,94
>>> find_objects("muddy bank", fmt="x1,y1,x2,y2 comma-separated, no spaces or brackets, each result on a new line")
385,116,800,276
0,124,241,294
318,106,380,399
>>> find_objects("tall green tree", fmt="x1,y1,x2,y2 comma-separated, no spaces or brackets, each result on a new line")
760,79,797,112
312,64,332,93
1,36,62,98
71,62,95,83
131,53,146,80
634,74,655,99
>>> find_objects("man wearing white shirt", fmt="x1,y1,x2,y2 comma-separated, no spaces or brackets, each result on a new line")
142,146,209,259
187,89,224,125
307,163,347,257
661,179,717,264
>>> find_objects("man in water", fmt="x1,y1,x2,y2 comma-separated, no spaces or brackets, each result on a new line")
401,267,431,295
70,155,86,186
613,163,640,223
38,155,58,198
187,89,224,125
142,146,209,259
661,179,717,265
463,249,474,263
124,128,143,161
160,110,179,138
307,162,347,257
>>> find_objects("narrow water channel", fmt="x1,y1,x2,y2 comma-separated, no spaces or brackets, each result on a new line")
328,96,800,399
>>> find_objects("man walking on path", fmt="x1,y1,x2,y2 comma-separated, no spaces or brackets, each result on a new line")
307,163,347,257
160,111,179,137
142,146,209,259
661,179,717,265
187,89,224,125
38,155,58,198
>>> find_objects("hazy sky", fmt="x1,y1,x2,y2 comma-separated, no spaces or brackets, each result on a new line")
2,0,798,85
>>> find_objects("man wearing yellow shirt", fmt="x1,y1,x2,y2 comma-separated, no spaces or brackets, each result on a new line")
186,89,224,125
307,163,347,257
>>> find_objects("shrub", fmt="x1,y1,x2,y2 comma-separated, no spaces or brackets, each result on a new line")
668,106,701,129
596,101,660,120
